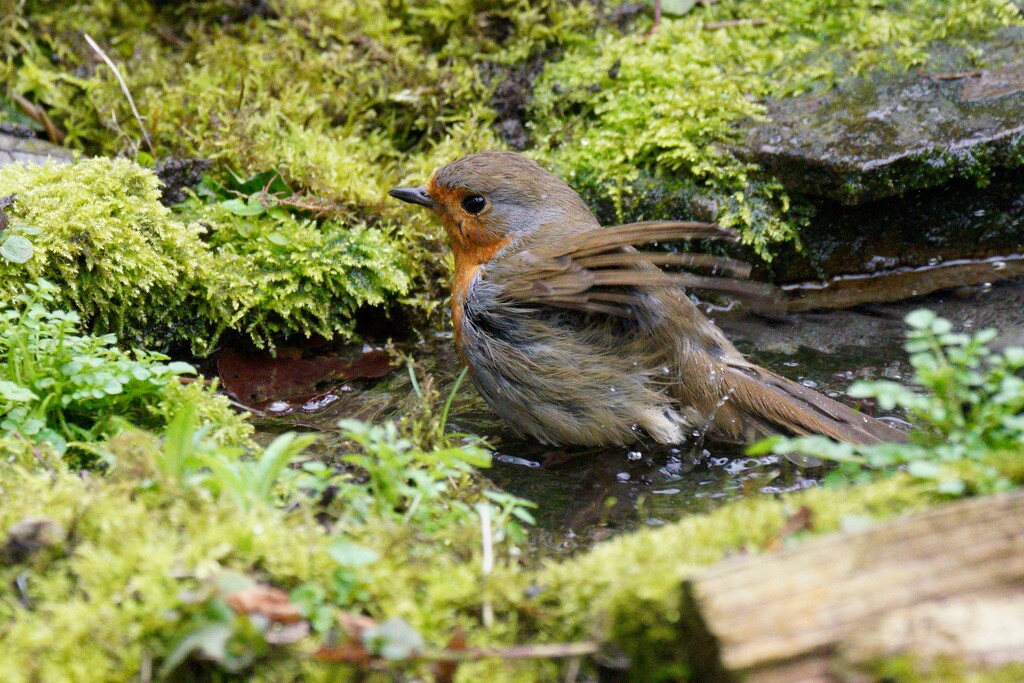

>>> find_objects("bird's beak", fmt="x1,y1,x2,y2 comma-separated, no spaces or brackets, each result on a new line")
388,186,438,209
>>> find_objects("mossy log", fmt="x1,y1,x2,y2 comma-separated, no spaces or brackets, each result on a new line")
677,491,1024,682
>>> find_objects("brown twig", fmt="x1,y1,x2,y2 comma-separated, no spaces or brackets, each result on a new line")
648,0,662,35
418,642,602,662
83,33,155,156
316,641,601,665
238,188,342,218
932,70,983,81
703,18,768,30
10,93,65,144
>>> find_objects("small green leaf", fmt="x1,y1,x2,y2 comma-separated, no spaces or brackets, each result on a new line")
0,234,34,263
158,623,235,679
20,417,45,436
906,460,941,479
0,380,37,403
13,222,42,236
328,538,380,568
905,309,936,329
656,0,697,16
936,478,967,496
362,617,424,660
221,198,266,216
165,361,197,375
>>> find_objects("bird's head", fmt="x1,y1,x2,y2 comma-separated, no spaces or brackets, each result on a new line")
389,151,598,265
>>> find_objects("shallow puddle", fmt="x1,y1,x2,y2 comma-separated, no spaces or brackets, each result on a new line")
254,279,1024,554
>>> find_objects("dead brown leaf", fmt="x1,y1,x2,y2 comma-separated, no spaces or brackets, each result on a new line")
433,628,468,683
226,586,303,624
765,505,814,550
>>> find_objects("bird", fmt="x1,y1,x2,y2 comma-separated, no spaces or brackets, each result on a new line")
389,151,905,456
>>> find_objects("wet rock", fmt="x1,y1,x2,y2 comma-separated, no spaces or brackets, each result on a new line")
485,57,547,151
761,166,1024,289
1,518,65,565
0,132,73,169
739,35,1024,205
155,156,211,206
735,30,1024,303
746,78,1023,205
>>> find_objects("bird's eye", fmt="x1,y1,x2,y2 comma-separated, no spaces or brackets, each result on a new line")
460,194,487,215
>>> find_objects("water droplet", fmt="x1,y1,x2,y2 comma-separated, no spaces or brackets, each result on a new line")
616,472,631,482
800,379,818,389
302,394,341,412
993,261,1007,270
627,451,642,461
496,454,541,468
267,401,292,415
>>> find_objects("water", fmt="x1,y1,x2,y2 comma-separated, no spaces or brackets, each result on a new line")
253,279,1024,555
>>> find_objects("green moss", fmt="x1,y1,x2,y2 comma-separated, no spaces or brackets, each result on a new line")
0,464,336,683
0,0,604,335
529,0,1021,258
0,158,411,353
182,200,412,352
869,655,1024,682
0,439,948,683
0,159,204,348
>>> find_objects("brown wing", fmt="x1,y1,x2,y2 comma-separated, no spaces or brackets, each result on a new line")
487,220,781,316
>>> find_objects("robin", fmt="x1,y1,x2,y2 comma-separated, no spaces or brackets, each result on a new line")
390,151,905,453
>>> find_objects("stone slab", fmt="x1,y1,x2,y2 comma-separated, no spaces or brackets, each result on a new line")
738,34,1024,205
0,132,73,169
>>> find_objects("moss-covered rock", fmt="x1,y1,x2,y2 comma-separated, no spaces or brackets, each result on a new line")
0,0,605,342
0,158,411,353
0,159,204,348
528,0,1021,257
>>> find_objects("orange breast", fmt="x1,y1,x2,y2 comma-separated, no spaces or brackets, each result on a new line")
426,177,513,355
449,239,510,355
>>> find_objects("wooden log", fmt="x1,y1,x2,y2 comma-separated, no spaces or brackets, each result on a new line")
677,492,1024,682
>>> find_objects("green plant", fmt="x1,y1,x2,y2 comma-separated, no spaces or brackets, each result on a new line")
754,310,1024,495
0,193,38,263
177,171,412,351
0,279,197,456
155,402,317,510
338,418,490,522
0,158,415,354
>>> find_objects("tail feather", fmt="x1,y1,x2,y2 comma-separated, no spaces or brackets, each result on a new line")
722,363,908,445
